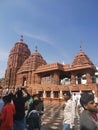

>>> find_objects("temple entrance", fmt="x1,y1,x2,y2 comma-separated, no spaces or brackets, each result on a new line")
22,76,26,86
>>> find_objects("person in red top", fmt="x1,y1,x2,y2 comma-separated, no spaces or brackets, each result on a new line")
0,92,15,130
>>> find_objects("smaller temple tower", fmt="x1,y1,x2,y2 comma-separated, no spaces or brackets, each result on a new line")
16,46,47,87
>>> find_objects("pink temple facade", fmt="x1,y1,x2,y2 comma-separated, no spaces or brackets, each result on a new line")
4,36,98,99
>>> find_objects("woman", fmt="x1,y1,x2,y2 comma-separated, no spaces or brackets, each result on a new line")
0,93,15,130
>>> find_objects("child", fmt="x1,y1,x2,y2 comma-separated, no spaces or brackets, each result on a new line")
26,100,41,130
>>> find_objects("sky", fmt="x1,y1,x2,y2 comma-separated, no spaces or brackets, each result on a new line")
0,0,98,78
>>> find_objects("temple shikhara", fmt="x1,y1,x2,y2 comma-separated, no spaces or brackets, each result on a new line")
4,36,98,99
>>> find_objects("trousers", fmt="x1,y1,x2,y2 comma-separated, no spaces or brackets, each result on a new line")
63,124,70,130
13,118,25,130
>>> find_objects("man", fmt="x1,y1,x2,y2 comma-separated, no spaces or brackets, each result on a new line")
13,87,30,130
80,92,98,130
63,91,75,130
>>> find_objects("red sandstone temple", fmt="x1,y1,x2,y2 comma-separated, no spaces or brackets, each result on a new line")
5,36,98,99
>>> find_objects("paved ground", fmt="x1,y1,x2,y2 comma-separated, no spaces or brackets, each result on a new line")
41,100,64,130
25,100,80,130
41,100,80,130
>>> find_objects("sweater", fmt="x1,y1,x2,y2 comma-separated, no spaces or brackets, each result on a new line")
80,110,98,130
0,103,15,130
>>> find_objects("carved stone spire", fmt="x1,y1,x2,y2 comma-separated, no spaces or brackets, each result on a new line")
35,45,38,52
80,41,83,51
80,40,82,51
20,35,23,41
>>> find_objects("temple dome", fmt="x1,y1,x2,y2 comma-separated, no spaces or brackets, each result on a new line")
71,49,95,68
17,50,47,73
7,36,31,68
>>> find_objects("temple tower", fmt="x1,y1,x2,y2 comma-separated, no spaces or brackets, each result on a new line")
5,36,31,88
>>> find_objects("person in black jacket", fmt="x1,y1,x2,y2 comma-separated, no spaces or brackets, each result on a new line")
12,87,30,130
28,94,44,115
27,99,41,130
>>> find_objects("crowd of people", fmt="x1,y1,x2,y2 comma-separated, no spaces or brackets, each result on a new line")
63,91,98,130
0,86,44,130
0,86,98,130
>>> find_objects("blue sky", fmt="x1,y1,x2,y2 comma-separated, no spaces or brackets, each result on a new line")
0,0,98,78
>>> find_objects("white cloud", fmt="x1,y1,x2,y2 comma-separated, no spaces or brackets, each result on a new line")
13,25,55,46
25,32,54,45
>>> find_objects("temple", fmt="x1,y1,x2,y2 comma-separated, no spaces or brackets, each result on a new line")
5,36,98,99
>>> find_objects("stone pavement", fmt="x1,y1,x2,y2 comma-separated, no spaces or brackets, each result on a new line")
41,100,64,130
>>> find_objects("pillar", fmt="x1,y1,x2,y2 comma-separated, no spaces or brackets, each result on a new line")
53,72,60,84
43,90,46,98
50,91,54,98
86,72,92,84
71,73,76,84
59,90,63,99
